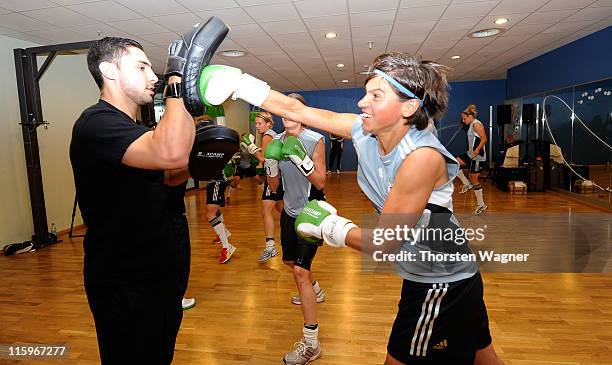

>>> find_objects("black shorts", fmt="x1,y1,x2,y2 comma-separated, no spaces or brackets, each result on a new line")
308,185,326,201
235,165,257,179
387,273,492,365
458,154,485,173
262,180,284,201
280,210,319,271
206,180,227,206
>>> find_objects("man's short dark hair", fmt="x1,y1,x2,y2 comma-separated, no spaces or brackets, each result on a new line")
87,37,143,89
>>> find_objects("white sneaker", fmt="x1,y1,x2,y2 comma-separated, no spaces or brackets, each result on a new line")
292,283,325,305
182,297,196,310
283,338,321,365
473,204,488,216
460,183,473,194
257,246,278,262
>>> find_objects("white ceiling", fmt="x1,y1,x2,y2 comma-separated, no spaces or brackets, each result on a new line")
1,0,611,91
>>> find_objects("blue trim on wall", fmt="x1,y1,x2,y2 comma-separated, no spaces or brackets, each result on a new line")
507,26,612,99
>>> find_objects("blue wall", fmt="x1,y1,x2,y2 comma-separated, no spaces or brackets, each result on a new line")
505,26,612,165
284,80,507,171
507,26,612,99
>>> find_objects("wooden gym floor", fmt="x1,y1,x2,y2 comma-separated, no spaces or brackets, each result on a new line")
0,173,611,364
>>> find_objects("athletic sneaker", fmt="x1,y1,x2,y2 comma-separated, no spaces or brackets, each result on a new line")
292,283,325,305
219,244,236,264
212,229,232,244
460,183,473,194
473,204,488,216
326,170,331,175
257,246,278,262
336,170,340,175
182,297,196,310
283,338,321,365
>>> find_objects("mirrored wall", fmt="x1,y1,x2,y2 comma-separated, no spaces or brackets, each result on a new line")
506,77,612,207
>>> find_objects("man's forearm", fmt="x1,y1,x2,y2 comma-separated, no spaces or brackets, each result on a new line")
154,76,195,163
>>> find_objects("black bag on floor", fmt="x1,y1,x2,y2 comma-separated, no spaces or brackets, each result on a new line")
528,160,545,191
549,161,564,189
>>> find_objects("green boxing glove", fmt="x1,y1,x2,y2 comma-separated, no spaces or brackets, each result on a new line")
295,200,357,247
282,136,314,176
222,161,235,181
241,133,260,155
264,139,284,161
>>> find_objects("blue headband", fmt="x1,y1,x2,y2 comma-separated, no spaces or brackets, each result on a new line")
373,69,423,107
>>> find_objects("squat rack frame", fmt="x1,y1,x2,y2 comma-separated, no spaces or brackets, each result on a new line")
14,40,96,247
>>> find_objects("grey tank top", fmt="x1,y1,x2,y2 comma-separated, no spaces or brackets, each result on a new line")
467,119,486,161
351,117,478,283
263,128,277,140
277,129,324,217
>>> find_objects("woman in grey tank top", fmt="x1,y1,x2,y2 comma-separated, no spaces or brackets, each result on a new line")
455,104,489,216
204,53,505,365
254,111,284,262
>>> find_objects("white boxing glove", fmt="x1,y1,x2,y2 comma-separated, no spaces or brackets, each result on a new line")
199,65,271,107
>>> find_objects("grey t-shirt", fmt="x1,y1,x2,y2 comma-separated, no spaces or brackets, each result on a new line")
277,129,324,217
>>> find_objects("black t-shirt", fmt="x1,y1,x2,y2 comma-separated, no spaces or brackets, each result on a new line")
329,134,344,148
70,100,176,284
165,182,187,218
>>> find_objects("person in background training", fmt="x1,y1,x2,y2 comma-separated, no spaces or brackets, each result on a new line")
456,104,488,216
70,36,194,364
198,53,504,365
327,133,344,175
206,161,237,264
225,140,261,204
263,93,327,364
252,111,285,262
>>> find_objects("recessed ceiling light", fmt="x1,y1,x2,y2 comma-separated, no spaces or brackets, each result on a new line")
220,49,246,57
341,79,349,83
494,18,508,25
468,28,504,38
451,55,461,59
325,32,337,39
336,63,344,68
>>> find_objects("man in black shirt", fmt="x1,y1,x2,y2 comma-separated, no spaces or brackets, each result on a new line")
328,134,344,175
70,37,193,364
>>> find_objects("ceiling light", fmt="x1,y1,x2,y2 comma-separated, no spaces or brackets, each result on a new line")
469,28,504,38
220,49,246,57
336,63,344,68
325,32,337,39
451,55,461,59
494,18,508,25
341,79,349,83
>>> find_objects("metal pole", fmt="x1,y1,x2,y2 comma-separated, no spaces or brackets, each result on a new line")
489,105,493,169
13,48,50,246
